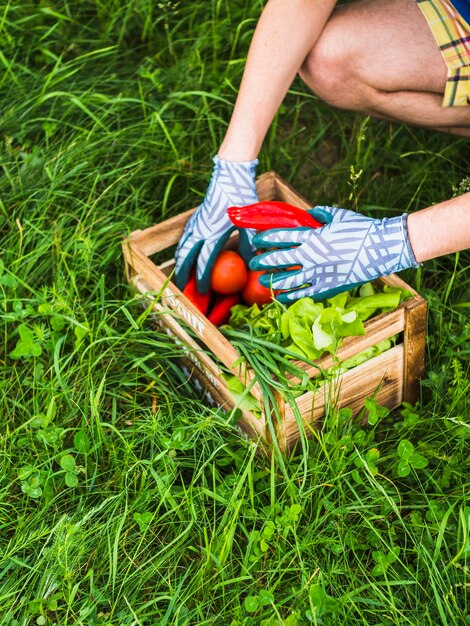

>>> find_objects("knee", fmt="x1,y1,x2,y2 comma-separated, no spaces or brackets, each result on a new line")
299,32,371,112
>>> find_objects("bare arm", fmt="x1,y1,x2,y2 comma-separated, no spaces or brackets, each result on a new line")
408,192,470,262
218,0,337,161
174,1,336,290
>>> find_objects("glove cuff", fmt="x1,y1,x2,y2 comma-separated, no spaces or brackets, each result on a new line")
383,213,420,272
213,154,259,172
401,213,419,269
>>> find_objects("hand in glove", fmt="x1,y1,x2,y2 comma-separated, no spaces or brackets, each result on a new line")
174,156,259,294
250,205,419,302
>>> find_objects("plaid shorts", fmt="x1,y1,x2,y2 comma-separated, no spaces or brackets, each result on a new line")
417,0,470,106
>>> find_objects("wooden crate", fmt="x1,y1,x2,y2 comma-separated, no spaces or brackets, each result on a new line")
122,171,427,452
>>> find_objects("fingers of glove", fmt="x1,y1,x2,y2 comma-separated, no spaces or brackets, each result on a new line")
275,285,317,304
311,205,351,222
313,206,377,229
276,280,365,304
306,207,335,225
238,227,257,264
316,281,366,301
195,230,234,294
258,267,306,290
323,206,377,229
174,240,203,290
252,227,311,250
276,283,345,304
249,246,306,272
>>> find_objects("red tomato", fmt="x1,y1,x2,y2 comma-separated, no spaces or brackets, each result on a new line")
210,250,248,295
242,269,277,306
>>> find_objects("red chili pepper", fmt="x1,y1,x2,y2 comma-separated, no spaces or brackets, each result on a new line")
227,201,322,230
182,270,211,315
207,293,241,326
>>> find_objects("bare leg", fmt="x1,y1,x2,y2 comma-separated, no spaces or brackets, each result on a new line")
299,0,470,136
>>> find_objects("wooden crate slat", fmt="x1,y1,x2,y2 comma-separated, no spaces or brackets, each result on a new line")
277,344,404,450
256,171,277,200
272,175,313,209
128,207,195,256
379,272,421,298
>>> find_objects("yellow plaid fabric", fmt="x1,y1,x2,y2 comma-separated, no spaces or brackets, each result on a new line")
417,0,470,106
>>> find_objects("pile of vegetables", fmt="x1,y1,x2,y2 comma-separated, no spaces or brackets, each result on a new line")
183,249,274,325
226,281,411,362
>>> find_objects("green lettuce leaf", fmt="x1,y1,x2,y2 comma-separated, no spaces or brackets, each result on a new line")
222,374,262,417
345,288,403,321
229,303,263,327
340,336,396,369
225,283,411,368
311,307,365,353
279,298,324,359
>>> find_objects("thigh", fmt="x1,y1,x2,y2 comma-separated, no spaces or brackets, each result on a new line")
326,0,448,93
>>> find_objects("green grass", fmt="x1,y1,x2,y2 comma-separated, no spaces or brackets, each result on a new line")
0,2,469,625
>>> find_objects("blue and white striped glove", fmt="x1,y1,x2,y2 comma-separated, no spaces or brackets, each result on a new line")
250,205,419,303
174,156,259,293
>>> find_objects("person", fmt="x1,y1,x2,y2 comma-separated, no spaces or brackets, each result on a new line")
174,0,470,303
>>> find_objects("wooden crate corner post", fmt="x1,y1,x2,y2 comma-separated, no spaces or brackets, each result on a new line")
402,298,428,403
